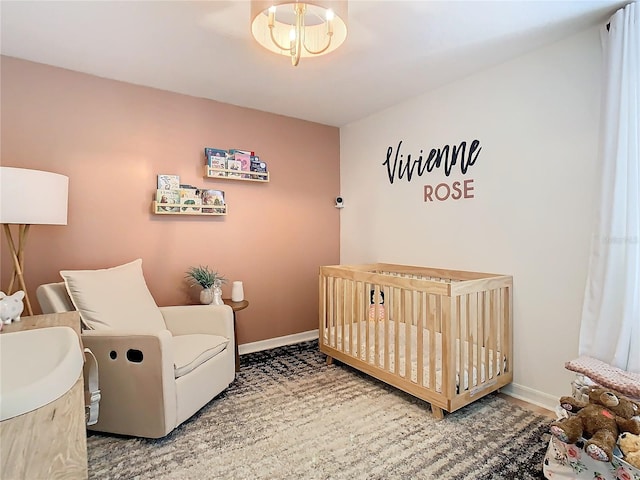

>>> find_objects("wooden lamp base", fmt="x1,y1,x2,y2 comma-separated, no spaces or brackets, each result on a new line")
2,223,34,316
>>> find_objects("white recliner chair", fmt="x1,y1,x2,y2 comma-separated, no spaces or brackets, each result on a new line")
36,259,235,439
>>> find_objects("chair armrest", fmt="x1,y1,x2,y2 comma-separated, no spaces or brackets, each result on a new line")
160,305,234,338
81,329,177,438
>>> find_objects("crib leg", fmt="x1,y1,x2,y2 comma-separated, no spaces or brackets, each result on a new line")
431,406,445,420
326,355,334,365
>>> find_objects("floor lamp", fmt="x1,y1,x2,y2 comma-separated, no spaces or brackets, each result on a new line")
0,167,69,316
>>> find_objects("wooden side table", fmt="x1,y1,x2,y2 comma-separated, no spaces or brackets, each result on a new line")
222,298,249,372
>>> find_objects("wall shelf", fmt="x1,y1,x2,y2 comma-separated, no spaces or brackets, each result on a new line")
152,201,227,216
204,166,269,183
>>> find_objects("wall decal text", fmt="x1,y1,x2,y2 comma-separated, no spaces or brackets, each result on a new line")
424,179,474,202
383,139,481,184
383,139,482,203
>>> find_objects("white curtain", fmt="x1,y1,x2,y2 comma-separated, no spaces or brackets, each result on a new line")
579,2,640,373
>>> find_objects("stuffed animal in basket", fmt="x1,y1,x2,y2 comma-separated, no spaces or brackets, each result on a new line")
619,432,640,470
550,386,640,463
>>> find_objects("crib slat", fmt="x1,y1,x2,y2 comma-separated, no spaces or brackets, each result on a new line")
496,288,503,375
384,285,389,372
485,289,498,381
347,278,353,354
339,278,345,354
494,288,500,375
319,274,326,348
430,295,439,390
336,277,341,348
459,294,466,392
455,295,462,393
338,278,342,349
344,279,348,352
466,293,474,391
356,281,362,360
490,289,498,379
328,276,334,347
376,285,380,367
417,290,424,387
365,282,371,364
499,287,503,374
441,297,455,399
403,289,409,379
484,290,490,385
394,287,400,375
348,280,352,355
502,285,512,373
484,290,491,382
476,291,484,386
498,287,504,375
435,294,442,333
427,294,434,390
437,295,443,391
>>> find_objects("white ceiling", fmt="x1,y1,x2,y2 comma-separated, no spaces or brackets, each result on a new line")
0,0,629,127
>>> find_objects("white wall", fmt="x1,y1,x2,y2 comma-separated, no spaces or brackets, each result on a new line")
339,27,603,409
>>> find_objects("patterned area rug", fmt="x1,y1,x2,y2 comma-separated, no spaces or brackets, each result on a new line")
88,341,550,479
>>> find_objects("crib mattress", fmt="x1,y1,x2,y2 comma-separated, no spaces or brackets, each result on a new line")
324,321,503,393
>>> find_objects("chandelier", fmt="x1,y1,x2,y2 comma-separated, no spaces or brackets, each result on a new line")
250,1,348,66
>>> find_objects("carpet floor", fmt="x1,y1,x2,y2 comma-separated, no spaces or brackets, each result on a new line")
87,340,551,479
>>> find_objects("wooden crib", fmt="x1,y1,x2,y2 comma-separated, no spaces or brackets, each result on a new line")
319,263,513,419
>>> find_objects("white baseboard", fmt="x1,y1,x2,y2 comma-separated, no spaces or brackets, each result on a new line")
501,383,557,412
238,329,319,355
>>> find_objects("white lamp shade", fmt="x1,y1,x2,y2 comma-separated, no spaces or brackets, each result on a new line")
0,167,69,225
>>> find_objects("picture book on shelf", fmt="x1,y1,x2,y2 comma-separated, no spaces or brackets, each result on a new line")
156,189,180,212
234,152,252,178
226,159,242,178
250,156,268,179
157,174,180,190
204,147,228,159
201,189,225,214
208,155,227,176
204,147,228,175
179,188,202,212
229,148,254,156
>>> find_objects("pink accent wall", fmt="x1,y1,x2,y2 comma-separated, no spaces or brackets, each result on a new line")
0,56,340,345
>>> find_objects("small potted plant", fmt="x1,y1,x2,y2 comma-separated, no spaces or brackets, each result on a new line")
185,265,227,305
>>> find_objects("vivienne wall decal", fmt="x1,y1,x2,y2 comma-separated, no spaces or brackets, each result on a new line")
383,139,482,203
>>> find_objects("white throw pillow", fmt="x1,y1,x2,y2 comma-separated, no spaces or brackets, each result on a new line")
60,259,166,332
